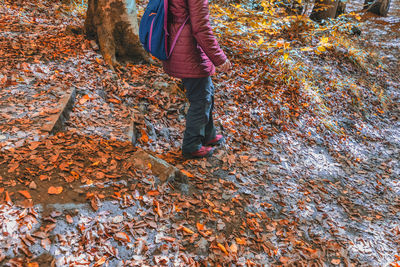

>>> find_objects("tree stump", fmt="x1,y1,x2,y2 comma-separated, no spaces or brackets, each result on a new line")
84,0,149,68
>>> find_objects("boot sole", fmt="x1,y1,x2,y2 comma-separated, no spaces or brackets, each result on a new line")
205,137,225,146
182,148,215,159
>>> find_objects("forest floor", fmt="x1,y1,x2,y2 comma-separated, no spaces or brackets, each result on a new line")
0,0,399,266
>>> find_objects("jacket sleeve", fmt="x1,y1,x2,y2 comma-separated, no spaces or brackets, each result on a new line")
187,0,227,67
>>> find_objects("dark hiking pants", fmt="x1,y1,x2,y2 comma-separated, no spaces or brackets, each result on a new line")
181,76,216,154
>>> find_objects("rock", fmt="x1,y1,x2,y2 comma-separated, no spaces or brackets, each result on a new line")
222,193,231,200
196,237,209,254
41,87,76,134
153,81,169,90
153,81,182,95
217,219,225,230
29,181,37,189
158,127,170,140
145,120,157,141
130,149,180,182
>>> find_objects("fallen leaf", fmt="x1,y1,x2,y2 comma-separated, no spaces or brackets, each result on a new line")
181,169,194,177
181,226,194,235
230,243,238,254
147,190,159,196
18,190,32,199
48,186,63,195
217,243,229,256
236,237,246,245
4,191,12,205
331,259,341,265
280,257,289,264
41,238,51,251
79,94,90,104
197,223,205,231
154,200,163,217
114,232,131,243
94,256,107,266
66,214,73,224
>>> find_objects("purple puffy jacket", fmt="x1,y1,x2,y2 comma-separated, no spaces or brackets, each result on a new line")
162,0,227,78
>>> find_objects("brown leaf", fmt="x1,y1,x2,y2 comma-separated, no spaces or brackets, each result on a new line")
41,238,51,251
90,197,99,211
280,257,289,264
48,186,63,195
154,200,162,218
66,214,73,224
114,232,130,243
230,243,238,254
94,256,107,267
32,231,48,239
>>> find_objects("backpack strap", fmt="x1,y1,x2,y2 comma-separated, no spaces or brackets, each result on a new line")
168,16,189,58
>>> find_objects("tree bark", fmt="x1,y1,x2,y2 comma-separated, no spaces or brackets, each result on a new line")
310,0,340,22
84,0,149,68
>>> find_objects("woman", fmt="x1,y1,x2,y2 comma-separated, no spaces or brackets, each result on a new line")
163,0,231,158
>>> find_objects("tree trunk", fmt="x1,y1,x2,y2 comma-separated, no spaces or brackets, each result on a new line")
84,0,149,68
335,0,346,17
364,0,391,16
310,0,340,22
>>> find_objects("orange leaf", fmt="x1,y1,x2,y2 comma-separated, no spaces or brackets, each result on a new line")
5,191,12,205
18,190,32,199
94,256,107,267
181,170,194,178
147,190,160,196
181,226,194,235
114,232,130,243
48,186,63,195
230,243,238,254
331,259,341,265
79,94,90,105
196,223,205,231
235,237,246,245
217,243,229,255
140,130,149,143
108,98,121,104
154,200,163,218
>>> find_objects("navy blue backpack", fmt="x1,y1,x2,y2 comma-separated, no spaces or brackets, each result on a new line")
139,0,188,61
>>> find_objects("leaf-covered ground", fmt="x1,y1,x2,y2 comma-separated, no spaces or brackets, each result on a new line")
0,0,399,266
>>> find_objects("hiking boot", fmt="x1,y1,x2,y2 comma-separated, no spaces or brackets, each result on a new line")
183,146,215,159
205,135,224,146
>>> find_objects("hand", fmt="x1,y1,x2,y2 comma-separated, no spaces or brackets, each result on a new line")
217,59,231,74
